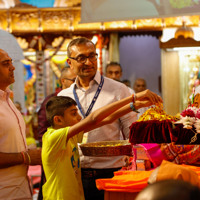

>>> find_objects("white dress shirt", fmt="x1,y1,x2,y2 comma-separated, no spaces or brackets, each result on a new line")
58,71,137,169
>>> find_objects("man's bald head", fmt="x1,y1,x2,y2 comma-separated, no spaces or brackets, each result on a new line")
60,67,76,89
0,49,15,91
0,49,8,58
133,78,146,93
135,180,200,200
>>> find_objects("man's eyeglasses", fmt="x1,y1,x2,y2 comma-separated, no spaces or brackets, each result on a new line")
69,53,98,64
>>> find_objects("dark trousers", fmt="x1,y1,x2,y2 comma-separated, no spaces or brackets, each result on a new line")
37,167,46,200
81,168,121,200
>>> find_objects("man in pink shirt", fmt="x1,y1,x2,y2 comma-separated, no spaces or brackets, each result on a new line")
0,49,41,199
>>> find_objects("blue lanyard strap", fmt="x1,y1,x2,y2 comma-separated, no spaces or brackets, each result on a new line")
73,76,104,118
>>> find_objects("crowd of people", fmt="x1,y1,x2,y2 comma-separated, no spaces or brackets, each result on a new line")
1,37,197,200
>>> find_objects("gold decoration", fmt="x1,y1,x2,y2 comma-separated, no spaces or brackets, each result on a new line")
175,22,194,39
10,10,39,31
165,16,199,27
137,104,178,122
104,21,133,30
16,37,29,49
41,9,72,31
160,37,200,48
0,11,7,30
0,6,199,34
54,0,81,7
52,37,70,51
136,18,163,28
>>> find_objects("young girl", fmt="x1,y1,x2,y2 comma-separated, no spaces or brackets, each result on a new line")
42,89,162,200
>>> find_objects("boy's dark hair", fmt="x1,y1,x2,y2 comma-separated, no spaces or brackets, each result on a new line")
46,96,77,126
67,37,95,57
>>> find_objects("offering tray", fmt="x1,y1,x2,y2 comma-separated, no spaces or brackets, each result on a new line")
80,140,132,157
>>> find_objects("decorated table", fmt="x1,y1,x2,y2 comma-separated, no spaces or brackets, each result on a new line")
80,103,200,200
80,141,151,200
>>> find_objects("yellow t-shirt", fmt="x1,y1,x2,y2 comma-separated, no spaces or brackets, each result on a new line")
42,127,84,200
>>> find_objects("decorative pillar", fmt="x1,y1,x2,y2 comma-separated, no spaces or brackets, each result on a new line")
35,51,46,109
96,34,103,74
109,33,120,62
13,60,25,111
161,49,180,115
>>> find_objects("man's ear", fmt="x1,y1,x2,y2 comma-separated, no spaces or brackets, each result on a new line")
60,78,65,86
67,58,75,71
67,58,71,66
53,115,63,125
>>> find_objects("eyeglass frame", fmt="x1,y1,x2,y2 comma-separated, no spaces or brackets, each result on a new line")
69,53,98,64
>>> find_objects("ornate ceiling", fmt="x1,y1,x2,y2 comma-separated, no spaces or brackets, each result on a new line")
0,0,199,35
0,0,200,50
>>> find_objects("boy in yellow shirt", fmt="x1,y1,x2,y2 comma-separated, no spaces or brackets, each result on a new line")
42,90,162,200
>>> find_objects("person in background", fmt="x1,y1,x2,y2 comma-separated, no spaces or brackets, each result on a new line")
14,101,23,114
37,66,76,145
122,79,131,88
133,78,147,94
105,61,122,81
58,37,160,200
0,49,41,200
133,78,149,119
105,62,134,94
42,90,162,200
60,66,77,89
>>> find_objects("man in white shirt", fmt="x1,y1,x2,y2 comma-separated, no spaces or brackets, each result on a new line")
58,37,137,200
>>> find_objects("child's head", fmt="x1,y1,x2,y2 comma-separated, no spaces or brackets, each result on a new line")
46,96,78,127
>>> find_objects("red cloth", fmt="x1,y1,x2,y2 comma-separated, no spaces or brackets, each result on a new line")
161,143,200,164
129,120,200,145
171,124,200,144
129,120,173,144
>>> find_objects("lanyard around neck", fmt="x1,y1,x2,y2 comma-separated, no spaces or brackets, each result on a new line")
73,76,104,118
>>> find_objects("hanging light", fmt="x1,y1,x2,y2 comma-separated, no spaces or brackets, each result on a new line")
174,21,194,39
160,22,200,49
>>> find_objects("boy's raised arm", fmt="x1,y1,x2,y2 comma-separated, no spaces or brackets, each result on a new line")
67,90,162,140
67,95,133,139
